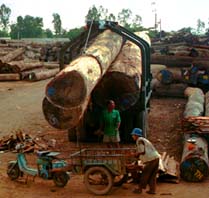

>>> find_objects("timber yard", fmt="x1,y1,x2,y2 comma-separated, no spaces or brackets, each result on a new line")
1,22,209,198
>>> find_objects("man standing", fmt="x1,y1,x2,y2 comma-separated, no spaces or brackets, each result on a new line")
100,100,121,148
130,128,160,194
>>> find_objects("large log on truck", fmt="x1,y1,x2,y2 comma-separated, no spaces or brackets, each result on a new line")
91,32,149,111
42,29,123,129
83,32,151,141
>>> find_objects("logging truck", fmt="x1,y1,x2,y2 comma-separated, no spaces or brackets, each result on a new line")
42,21,152,142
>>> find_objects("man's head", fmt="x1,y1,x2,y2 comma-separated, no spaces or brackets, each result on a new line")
107,100,115,111
131,128,143,140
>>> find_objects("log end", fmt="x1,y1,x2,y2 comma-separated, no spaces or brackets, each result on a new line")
42,97,82,129
180,157,209,182
45,70,87,108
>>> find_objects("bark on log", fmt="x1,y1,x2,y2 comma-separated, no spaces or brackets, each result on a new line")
43,30,123,129
180,134,209,182
45,29,123,108
156,67,187,84
0,47,25,63
91,31,150,111
184,88,204,117
205,91,209,116
151,64,167,78
0,73,20,81
151,54,209,69
152,83,187,98
27,68,59,81
42,96,89,129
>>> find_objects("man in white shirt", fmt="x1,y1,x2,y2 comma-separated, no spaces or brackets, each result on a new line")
130,128,160,194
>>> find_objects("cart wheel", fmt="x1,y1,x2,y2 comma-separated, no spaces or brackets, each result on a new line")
7,162,20,180
53,172,69,187
114,174,128,186
84,166,113,195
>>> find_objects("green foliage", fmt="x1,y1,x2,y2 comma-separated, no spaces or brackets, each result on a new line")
0,29,9,37
65,27,85,40
0,4,11,31
52,13,62,36
10,15,44,39
43,28,53,38
196,19,205,34
117,8,132,28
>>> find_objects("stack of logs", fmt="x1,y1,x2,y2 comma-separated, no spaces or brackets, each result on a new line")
0,39,68,81
180,88,209,182
150,33,209,97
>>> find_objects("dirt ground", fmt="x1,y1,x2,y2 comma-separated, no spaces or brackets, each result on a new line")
1,79,209,198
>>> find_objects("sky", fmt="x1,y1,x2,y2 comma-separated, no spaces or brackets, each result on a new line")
1,0,209,32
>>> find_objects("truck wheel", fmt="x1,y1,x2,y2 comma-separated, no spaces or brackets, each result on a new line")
84,166,113,195
53,172,69,187
7,162,20,180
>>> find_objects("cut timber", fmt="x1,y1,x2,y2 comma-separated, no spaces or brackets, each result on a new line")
184,88,204,117
45,29,123,108
0,47,25,63
152,83,187,98
43,30,123,129
42,96,89,129
205,91,209,116
0,73,20,81
151,54,209,69
23,68,59,81
0,61,59,73
180,134,209,182
92,32,150,111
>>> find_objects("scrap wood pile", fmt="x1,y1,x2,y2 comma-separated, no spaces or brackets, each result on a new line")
0,39,67,81
158,152,180,183
182,116,209,134
150,32,209,97
0,130,56,153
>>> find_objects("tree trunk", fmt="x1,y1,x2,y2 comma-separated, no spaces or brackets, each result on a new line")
152,83,187,98
184,88,204,117
180,134,209,182
0,73,20,81
205,91,209,116
91,32,150,111
22,68,59,81
45,29,123,109
0,47,25,63
151,54,209,69
43,30,123,129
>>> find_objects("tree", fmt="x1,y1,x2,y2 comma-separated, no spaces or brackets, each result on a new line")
107,13,116,21
10,15,44,39
85,5,109,22
44,28,53,38
131,14,142,31
197,19,205,34
0,4,11,31
117,9,132,28
52,13,62,36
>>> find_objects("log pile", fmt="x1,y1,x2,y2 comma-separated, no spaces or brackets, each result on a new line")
0,39,67,81
180,87,209,182
151,32,209,97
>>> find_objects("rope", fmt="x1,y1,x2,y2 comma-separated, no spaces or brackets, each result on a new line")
82,19,94,54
